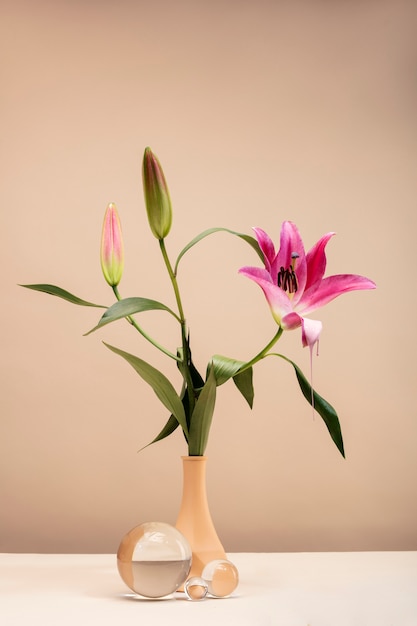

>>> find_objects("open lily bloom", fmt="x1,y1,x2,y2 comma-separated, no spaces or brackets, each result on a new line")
239,221,376,350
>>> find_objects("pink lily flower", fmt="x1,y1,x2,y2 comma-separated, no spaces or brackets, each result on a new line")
239,221,376,350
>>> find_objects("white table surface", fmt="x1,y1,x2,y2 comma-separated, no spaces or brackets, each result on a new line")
1,552,416,626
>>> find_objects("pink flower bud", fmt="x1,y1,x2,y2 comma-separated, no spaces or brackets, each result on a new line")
100,202,124,287
142,147,172,239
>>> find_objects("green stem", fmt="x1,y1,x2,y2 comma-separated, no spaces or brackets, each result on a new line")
239,327,284,374
111,285,180,361
159,239,195,415
159,240,186,320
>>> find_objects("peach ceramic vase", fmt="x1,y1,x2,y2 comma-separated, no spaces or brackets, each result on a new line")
175,456,227,579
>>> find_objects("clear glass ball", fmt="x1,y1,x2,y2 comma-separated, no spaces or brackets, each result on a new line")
117,521,192,598
202,559,239,597
184,576,209,601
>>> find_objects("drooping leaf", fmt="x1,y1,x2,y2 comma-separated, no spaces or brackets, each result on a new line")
211,354,254,408
20,284,106,308
233,367,254,409
188,366,217,456
85,297,180,335
139,413,180,451
211,354,246,385
103,342,188,437
140,378,192,451
271,353,345,458
174,227,263,274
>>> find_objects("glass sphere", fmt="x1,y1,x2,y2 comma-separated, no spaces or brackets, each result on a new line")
117,521,192,598
202,559,239,597
184,576,209,601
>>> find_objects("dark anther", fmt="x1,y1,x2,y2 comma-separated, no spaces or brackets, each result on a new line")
277,266,298,293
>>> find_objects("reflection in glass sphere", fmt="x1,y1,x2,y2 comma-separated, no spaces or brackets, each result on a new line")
202,559,239,597
184,576,209,601
117,521,192,598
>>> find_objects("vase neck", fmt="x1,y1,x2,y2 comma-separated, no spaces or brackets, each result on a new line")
175,455,226,579
180,456,209,504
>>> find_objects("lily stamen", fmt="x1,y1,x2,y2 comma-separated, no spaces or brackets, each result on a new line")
291,251,300,270
277,265,298,294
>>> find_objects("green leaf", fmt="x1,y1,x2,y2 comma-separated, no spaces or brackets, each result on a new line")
140,378,193,451
177,340,205,390
85,297,180,335
210,354,254,408
233,367,254,409
272,353,345,458
103,342,188,437
188,358,205,390
211,354,246,385
188,366,217,456
174,227,263,274
139,414,180,451
20,284,106,308
176,339,205,430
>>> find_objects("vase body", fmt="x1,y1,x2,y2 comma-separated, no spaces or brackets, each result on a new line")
175,456,227,579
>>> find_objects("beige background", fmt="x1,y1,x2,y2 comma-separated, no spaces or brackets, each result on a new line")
1,0,416,553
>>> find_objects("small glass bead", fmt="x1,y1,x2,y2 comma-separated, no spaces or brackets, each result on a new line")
202,559,239,597
184,576,209,601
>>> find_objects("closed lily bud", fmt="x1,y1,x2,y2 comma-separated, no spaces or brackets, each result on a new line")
100,202,124,287
142,147,172,239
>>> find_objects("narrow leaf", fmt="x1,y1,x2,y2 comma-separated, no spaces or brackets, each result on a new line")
293,365,344,457
103,342,188,437
233,367,254,408
211,354,254,407
272,353,345,457
20,284,106,308
174,228,263,274
188,358,205,390
139,414,180,451
141,380,191,451
85,297,180,335
211,354,246,385
188,366,217,456
177,340,205,390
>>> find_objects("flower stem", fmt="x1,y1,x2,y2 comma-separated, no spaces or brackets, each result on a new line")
158,240,186,320
111,285,180,361
159,239,196,415
238,327,284,373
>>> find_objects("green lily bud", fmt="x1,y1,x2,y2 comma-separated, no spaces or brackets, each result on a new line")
142,147,172,239
100,202,124,287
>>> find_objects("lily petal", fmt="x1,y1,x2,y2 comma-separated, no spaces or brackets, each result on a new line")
253,227,276,273
239,265,274,284
301,317,322,349
304,232,335,292
281,311,302,330
299,274,376,315
276,221,307,300
278,221,304,258
239,266,292,324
